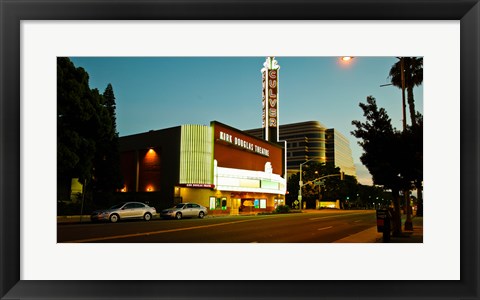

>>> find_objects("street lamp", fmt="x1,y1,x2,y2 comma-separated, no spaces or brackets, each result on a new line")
379,57,407,130
345,56,405,128
298,158,318,210
314,171,321,209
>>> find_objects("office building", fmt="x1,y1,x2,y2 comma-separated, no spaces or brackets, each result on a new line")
245,121,356,177
326,129,357,177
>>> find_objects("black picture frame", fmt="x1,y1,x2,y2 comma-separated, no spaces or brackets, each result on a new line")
1,0,479,299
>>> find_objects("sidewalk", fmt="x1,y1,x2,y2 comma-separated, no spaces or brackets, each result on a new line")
384,216,423,243
57,215,92,224
334,216,423,243
334,226,382,243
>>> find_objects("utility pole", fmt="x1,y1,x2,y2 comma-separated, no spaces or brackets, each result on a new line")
79,178,86,223
400,57,413,231
298,158,317,210
400,57,407,131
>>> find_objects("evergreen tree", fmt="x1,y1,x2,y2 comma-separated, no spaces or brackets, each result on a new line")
103,83,118,129
91,84,123,193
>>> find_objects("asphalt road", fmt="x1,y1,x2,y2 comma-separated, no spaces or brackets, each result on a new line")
57,210,376,243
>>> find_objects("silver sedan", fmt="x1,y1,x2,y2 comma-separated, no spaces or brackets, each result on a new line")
160,203,208,220
91,202,157,223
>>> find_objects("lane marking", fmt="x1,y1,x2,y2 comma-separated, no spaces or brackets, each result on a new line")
65,218,265,243
354,220,362,223
318,226,333,231
309,213,369,221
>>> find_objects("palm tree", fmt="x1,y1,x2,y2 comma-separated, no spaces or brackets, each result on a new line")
389,58,424,225
388,57,423,127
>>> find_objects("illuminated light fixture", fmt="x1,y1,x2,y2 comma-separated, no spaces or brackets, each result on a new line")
148,148,155,153
120,187,127,192
341,56,354,62
146,186,154,192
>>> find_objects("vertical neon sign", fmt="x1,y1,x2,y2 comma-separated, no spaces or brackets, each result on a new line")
261,57,280,143
262,71,266,130
268,69,278,128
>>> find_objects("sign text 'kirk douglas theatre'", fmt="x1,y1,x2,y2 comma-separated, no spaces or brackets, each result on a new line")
219,131,270,157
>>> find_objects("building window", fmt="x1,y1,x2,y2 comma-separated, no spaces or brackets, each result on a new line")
221,198,227,210
209,197,216,210
253,199,267,209
211,197,227,210
260,199,267,209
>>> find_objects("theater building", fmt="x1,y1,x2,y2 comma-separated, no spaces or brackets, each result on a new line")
119,121,286,214
119,57,287,214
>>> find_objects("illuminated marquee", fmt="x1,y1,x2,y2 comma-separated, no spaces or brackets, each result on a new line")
219,131,270,157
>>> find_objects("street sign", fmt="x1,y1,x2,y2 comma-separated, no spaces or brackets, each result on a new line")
299,180,303,187
297,196,302,201
376,209,392,242
376,209,391,232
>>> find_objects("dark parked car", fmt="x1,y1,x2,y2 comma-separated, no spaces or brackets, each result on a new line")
160,203,208,220
91,202,156,223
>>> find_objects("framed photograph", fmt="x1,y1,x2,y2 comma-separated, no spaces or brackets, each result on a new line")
1,0,479,299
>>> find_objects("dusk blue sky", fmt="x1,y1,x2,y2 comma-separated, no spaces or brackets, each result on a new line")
69,57,423,185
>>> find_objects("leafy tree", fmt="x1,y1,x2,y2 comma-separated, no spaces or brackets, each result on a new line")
286,172,301,208
302,162,341,208
287,162,357,209
352,96,413,235
337,175,359,208
389,57,423,127
355,184,390,209
402,113,423,216
57,58,98,201
57,58,123,207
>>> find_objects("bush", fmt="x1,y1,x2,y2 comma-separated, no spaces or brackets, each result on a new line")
274,205,291,214
57,201,82,216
